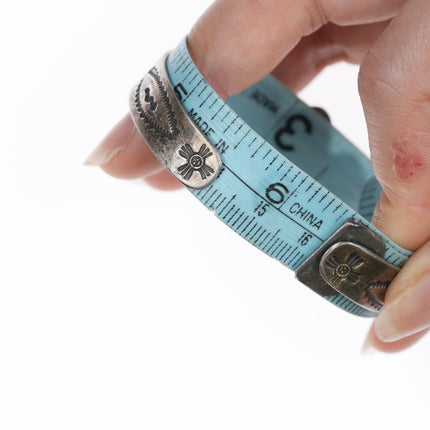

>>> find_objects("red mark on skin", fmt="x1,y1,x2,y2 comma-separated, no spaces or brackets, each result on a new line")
392,134,426,181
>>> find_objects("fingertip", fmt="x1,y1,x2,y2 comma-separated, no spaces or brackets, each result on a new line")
361,323,379,355
144,170,184,190
371,191,430,251
84,114,134,167
85,114,165,180
362,321,428,355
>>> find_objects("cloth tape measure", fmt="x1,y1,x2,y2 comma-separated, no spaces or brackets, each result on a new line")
130,37,412,317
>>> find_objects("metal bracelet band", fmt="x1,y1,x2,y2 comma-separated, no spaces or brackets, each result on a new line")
129,39,412,317
130,53,221,190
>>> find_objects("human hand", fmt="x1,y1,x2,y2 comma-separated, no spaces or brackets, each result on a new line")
84,0,430,353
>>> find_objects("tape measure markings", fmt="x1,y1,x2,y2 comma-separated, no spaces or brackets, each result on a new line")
222,163,325,240
147,38,414,316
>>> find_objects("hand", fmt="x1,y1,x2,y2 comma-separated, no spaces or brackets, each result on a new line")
84,0,430,353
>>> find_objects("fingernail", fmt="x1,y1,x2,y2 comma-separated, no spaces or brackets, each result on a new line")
83,142,123,166
83,115,136,166
375,271,430,342
361,328,378,356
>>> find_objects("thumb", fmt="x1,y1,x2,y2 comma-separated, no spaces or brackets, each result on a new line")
358,0,430,251
374,241,430,342
358,0,430,344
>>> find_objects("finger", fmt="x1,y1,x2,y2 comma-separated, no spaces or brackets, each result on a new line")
358,0,430,251
373,240,430,344
362,240,430,353
84,114,164,179
87,0,405,179
144,170,183,190
273,21,390,92
85,21,389,179
357,0,430,350
189,0,406,98
362,321,428,354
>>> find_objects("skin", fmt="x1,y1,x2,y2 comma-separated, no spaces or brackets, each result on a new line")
86,0,430,353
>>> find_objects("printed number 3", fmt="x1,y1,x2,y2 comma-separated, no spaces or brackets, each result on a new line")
275,114,313,151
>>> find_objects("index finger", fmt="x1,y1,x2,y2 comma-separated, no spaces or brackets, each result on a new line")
190,0,405,98
85,0,405,178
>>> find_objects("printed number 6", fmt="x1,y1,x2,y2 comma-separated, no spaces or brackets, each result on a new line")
266,182,289,205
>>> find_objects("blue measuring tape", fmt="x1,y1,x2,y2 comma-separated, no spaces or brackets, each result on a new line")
130,37,412,317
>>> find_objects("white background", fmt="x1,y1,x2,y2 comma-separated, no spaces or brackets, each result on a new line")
1,1,428,429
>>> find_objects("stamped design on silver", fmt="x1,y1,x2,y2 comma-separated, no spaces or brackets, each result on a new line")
129,54,222,189
134,67,179,139
364,281,389,311
323,252,364,286
178,144,214,180
307,233,401,314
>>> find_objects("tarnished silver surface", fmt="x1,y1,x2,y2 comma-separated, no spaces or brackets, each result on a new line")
320,242,399,312
296,219,399,313
129,53,222,189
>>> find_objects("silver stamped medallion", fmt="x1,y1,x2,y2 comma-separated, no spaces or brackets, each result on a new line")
319,242,399,312
129,54,222,189
296,219,401,313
